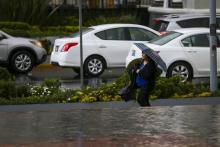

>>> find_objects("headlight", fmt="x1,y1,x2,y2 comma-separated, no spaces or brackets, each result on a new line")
30,41,42,48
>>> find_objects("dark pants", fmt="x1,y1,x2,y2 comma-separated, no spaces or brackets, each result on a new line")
135,81,155,107
124,81,155,107
137,86,151,107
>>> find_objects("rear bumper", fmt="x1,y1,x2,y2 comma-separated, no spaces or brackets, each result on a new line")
50,51,80,67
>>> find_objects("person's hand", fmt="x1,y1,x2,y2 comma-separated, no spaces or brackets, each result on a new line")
136,69,140,73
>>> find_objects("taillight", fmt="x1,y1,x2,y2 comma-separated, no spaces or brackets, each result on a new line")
153,18,161,24
159,31,167,35
62,42,78,52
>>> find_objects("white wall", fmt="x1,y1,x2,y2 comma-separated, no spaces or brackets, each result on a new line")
183,0,220,9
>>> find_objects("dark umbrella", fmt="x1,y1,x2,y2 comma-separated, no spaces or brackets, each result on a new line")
134,43,167,71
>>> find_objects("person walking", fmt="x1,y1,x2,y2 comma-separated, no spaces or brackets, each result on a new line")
119,43,166,107
135,51,157,106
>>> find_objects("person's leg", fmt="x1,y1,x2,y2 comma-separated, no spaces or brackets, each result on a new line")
126,84,138,101
137,87,151,107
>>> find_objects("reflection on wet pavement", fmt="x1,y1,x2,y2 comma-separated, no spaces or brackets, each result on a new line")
15,67,123,89
0,105,219,146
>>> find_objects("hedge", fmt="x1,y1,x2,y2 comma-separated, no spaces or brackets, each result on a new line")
0,63,214,105
0,21,79,37
0,21,31,30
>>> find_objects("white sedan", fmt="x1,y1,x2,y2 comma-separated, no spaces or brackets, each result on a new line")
126,28,220,81
50,24,160,76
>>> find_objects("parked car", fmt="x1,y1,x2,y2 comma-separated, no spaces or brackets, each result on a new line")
126,28,220,81
50,24,160,77
151,13,220,34
0,30,47,73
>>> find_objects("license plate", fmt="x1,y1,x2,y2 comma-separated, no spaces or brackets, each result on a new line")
55,46,59,52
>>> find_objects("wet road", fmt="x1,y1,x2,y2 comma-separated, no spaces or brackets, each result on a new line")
0,105,219,146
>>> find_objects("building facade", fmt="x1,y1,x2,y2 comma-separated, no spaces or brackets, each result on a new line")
50,0,144,8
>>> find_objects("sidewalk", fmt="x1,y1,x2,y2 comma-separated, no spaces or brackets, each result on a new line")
0,97,219,112
0,99,219,147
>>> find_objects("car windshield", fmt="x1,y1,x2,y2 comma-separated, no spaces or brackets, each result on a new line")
149,31,182,45
69,28,94,37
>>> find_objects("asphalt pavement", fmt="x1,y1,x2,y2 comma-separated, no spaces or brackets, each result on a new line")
0,97,220,112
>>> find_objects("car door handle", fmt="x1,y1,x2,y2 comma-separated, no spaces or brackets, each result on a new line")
99,45,106,48
187,51,197,53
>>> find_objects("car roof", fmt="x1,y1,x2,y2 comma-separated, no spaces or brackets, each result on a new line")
90,24,152,30
173,28,220,34
158,13,220,22
88,23,160,35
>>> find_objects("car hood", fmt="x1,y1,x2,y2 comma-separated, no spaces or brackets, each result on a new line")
9,37,32,42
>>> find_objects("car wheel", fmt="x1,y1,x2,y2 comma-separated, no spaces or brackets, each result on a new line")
167,62,193,81
10,51,34,74
84,56,105,77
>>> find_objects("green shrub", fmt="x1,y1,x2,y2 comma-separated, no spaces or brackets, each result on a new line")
0,80,16,99
40,26,79,36
2,28,31,37
0,67,13,81
42,78,61,89
31,78,62,97
84,15,137,26
0,21,31,30
16,85,31,98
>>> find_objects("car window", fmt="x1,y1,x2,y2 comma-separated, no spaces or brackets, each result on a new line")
95,28,125,40
149,31,182,45
181,37,192,47
152,20,169,32
95,31,106,40
177,18,209,28
182,34,209,47
158,22,169,32
128,27,158,41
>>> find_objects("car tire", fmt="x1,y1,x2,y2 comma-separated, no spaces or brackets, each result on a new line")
10,51,34,74
167,62,193,81
84,55,105,77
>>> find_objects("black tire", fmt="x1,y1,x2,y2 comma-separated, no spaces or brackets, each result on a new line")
167,62,193,81
84,55,105,77
10,51,34,74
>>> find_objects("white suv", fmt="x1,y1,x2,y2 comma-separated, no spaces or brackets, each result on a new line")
152,13,220,33
0,30,47,74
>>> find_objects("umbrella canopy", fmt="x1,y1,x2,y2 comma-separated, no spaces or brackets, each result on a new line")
134,43,167,71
